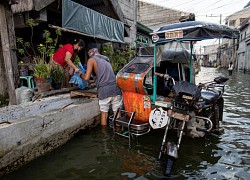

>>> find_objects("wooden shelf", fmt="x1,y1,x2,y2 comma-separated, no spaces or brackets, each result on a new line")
70,89,97,98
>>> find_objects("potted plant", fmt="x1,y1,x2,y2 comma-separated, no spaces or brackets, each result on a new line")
51,66,65,90
17,18,62,92
33,57,52,92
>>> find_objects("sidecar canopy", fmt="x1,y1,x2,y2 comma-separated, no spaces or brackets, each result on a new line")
150,21,239,43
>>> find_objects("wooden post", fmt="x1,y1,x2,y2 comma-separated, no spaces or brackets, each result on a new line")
0,3,17,105
5,2,19,86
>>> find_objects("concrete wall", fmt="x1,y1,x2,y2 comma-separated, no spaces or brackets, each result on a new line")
0,94,100,175
237,21,250,72
204,44,219,62
225,7,250,28
118,0,137,47
221,7,250,68
137,0,190,30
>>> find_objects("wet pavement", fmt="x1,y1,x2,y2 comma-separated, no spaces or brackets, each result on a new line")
1,67,250,180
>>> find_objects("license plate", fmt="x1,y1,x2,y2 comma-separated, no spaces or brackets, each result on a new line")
168,110,189,121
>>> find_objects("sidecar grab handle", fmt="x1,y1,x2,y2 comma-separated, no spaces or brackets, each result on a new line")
194,116,213,132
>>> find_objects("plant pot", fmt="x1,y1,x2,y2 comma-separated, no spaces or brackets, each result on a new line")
52,82,62,90
34,77,51,92
34,77,52,83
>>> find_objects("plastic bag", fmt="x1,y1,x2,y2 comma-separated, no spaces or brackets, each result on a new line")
69,64,88,89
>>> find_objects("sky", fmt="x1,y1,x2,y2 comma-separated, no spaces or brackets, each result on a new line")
141,0,250,50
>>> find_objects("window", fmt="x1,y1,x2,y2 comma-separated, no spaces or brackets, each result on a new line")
229,20,235,26
144,69,153,86
125,63,149,74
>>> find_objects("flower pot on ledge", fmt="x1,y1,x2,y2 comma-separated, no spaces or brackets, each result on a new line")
52,82,62,90
34,77,52,92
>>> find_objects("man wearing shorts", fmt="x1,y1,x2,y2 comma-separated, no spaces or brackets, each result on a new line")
79,45,122,125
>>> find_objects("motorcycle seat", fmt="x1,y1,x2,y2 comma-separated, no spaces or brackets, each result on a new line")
201,90,220,103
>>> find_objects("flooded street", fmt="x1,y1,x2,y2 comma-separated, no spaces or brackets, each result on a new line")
1,67,250,180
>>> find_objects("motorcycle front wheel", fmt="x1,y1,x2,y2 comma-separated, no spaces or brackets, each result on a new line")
164,156,175,177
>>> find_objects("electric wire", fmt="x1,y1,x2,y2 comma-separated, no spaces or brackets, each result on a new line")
144,0,248,16
198,0,247,14
195,0,223,13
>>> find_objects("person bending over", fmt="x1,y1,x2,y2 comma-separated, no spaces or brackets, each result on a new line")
51,38,85,86
79,46,122,125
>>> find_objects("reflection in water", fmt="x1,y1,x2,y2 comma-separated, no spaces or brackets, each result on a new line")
1,67,250,180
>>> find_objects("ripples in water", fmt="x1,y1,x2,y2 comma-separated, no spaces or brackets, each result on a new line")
1,67,250,180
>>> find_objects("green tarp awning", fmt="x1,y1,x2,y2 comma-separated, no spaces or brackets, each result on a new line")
62,0,124,43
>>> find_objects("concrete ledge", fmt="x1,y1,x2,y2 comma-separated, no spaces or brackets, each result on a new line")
0,94,100,175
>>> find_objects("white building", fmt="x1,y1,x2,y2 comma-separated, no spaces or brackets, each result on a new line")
220,6,250,69
203,44,219,67
238,18,250,72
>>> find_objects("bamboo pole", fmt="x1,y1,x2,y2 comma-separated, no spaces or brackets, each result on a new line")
0,3,17,105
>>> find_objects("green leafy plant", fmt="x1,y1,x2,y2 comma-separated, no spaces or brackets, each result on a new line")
17,18,62,65
102,44,136,74
33,57,52,78
51,66,65,83
74,55,81,66
17,18,62,81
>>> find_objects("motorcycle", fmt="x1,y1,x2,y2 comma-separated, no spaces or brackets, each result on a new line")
154,74,228,176
111,21,238,177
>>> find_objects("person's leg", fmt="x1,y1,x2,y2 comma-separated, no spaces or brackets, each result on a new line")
111,95,123,118
99,97,112,126
64,66,72,88
101,111,109,125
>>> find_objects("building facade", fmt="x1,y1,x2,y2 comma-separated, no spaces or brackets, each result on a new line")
238,18,250,72
220,6,250,69
137,0,190,30
203,44,219,67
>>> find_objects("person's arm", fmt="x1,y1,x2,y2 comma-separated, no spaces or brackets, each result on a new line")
154,72,170,79
79,57,95,82
65,51,80,73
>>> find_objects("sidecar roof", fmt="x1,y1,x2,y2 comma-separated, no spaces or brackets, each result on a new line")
150,21,239,43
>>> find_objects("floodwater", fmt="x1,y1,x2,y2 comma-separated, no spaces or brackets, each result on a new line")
1,67,250,180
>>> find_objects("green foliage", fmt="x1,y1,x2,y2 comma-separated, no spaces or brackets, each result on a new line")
33,57,52,78
17,18,62,62
17,18,62,80
27,18,36,27
51,66,65,83
74,55,81,66
102,44,135,73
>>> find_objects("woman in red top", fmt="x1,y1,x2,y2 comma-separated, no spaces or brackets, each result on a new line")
51,38,85,75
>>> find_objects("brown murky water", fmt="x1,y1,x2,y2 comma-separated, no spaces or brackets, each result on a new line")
1,67,250,180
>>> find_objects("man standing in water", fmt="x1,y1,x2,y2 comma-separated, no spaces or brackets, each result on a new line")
228,62,233,76
79,44,122,125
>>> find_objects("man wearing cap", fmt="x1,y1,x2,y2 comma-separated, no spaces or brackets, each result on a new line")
79,45,122,125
